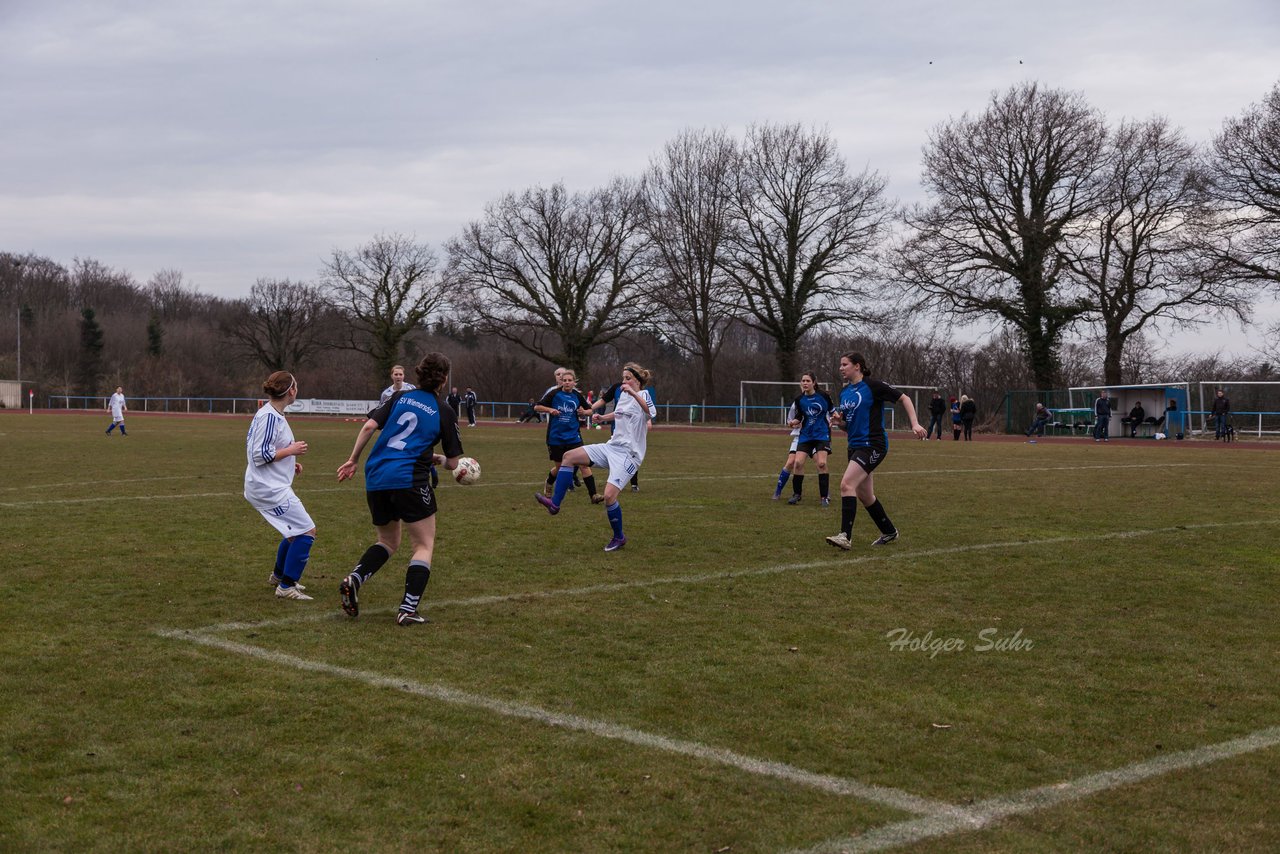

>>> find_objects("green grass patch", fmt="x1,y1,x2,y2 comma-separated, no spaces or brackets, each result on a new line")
1,413,1277,851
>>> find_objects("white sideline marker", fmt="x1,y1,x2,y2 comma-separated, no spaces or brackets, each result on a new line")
194,517,1280,634
155,628,958,819
789,724,1280,853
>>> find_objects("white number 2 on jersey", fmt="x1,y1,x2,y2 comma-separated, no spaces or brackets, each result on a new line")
387,412,418,450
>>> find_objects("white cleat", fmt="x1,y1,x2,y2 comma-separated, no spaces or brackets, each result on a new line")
275,584,313,601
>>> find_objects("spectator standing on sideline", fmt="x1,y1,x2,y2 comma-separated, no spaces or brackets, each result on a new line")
463,387,478,427
1125,401,1146,438
950,397,962,440
1093,389,1112,442
1025,403,1052,443
379,365,416,405
959,395,977,441
926,391,945,440
1210,389,1231,440
446,387,462,417
105,386,128,435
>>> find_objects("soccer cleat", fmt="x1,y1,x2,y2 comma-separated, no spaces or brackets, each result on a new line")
591,494,606,504
604,536,627,552
268,573,305,591
631,485,639,492
771,492,782,500
787,494,802,505
339,574,360,617
871,530,899,546
275,584,313,601
534,493,560,515
395,610,427,626
825,532,852,551
820,497,830,508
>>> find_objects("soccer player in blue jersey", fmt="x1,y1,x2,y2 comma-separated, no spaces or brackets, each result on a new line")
785,372,834,507
335,352,464,626
535,369,601,502
244,372,315,600
825,352,926,550
536,363,657,552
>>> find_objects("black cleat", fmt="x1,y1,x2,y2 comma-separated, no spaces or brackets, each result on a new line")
339,574,360,617
396,610,428,626
786,493,802,505
870,530,899,546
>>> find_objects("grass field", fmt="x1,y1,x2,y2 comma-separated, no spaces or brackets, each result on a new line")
2,412,1278,852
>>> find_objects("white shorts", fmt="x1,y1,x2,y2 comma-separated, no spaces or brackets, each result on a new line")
788,435,800,453
584,442,641,492
249,491,315,537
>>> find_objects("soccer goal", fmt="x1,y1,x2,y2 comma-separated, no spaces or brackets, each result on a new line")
1196,380,1280,437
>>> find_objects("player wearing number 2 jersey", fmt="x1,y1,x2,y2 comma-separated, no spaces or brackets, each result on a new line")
336,352,464,626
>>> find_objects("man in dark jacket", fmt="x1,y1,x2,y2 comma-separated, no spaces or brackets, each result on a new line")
926,391,945,440
1093,390,1112,442
1125,402,1145,437
1210,389,1230,440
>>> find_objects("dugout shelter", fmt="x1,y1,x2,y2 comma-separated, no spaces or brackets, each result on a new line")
1068,382,1190,438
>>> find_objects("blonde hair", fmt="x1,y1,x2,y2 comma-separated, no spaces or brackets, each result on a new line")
622,362,652,388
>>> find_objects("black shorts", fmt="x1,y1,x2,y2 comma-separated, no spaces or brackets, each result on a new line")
548,441,584,463
367,486,437,525
848,446,887,473
796,439,831,457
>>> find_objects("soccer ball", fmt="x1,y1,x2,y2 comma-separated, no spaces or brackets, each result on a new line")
453,456,481,485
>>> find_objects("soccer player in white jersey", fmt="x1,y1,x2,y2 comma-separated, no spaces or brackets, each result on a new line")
105,386,128,435
771,401,801,499
535,362,657,552
244,371,316,600
378,364,416,405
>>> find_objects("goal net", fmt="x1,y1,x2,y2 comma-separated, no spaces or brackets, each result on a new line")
1196,380,1280,438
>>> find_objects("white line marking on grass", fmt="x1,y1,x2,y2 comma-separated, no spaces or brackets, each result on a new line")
788,725,1280,853
155,628,961,819
193,518,1280,634
0,463,1203,509
0,474,206,492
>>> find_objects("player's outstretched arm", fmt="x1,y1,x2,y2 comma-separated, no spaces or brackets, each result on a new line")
337,419,378,481
899,395,927,439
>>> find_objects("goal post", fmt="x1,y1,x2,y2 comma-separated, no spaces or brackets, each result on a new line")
1197,380,1280,437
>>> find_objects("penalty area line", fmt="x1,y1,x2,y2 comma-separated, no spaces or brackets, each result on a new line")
193,518,1280,634
154,628,960,819
788,724,1280,853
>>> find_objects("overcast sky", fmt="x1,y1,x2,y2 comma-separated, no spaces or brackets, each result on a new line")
3,0,1278,353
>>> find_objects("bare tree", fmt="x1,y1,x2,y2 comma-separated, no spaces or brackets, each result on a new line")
1066,118,1248,385
641,128,740,400
1204,81,1280,287
724,123,892,379
322,233,449,381
895,84,1109,390
223,278,330,373
447,179,650,381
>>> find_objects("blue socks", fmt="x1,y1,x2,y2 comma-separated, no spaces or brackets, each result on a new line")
775,469,790,495
551,465,575,506
280,534,314,586
273,538,289,577
606,501,623,538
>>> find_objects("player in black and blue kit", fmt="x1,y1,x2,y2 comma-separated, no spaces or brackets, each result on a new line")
825,352,926,551
336,352,464,626
785,372,834,507
536,369,602,503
